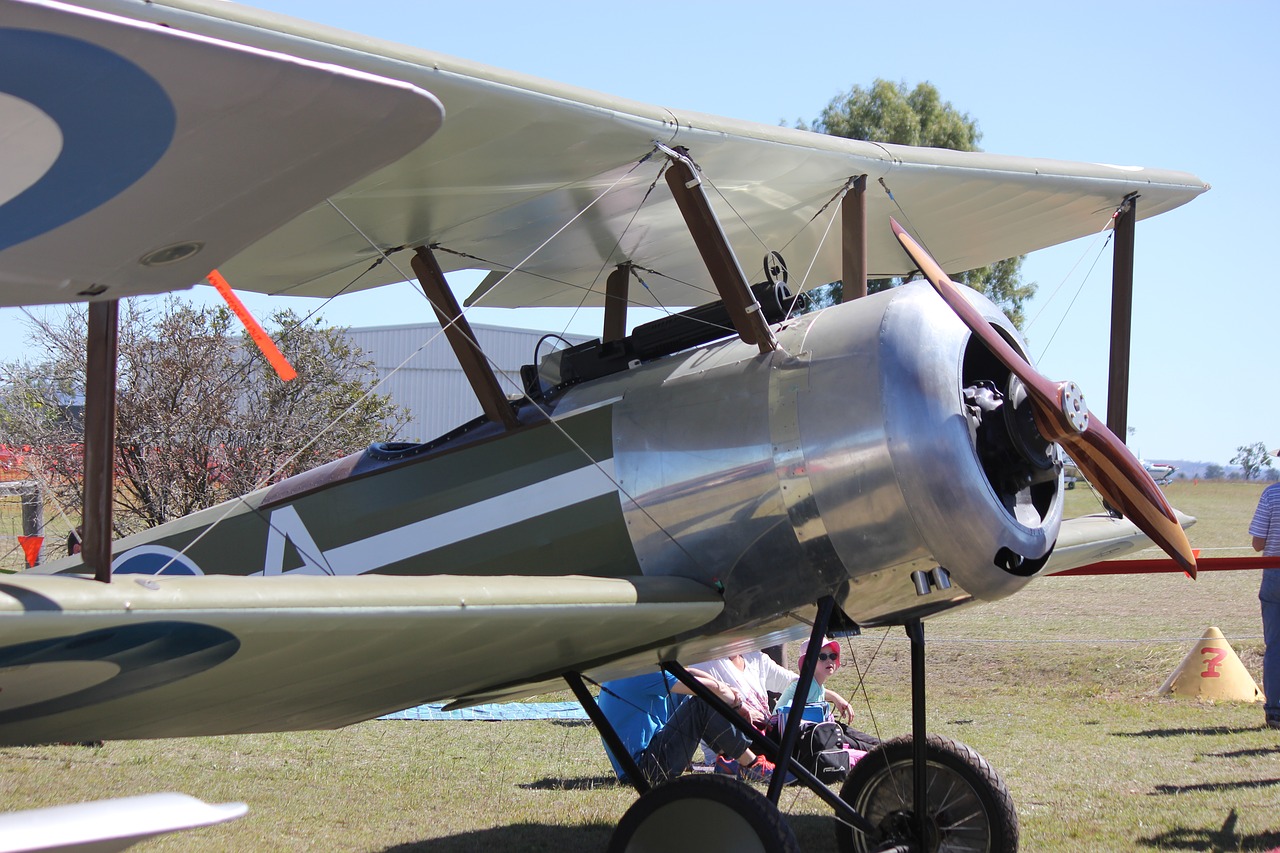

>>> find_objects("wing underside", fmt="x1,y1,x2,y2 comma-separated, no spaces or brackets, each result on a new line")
25,0,1208,312
0,573,722,745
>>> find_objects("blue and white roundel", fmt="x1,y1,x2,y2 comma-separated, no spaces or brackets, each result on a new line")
112,544,203,576
0,29,175,252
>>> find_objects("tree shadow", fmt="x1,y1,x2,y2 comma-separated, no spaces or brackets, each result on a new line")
1149,777,1280,795
1206,744,1280,759
1112,725,1261,738
519,774,623,791
1138,808,1280,851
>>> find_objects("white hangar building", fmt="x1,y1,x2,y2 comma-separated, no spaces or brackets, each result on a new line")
343,321,594,443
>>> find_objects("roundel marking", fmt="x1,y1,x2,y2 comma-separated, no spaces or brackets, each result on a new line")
0,621,239,723
0,28,175,252
112,544,203,576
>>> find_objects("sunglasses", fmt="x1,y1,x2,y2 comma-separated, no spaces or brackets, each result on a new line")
815,652,839,662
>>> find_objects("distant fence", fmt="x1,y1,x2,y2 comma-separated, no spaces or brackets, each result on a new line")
0,480,44,569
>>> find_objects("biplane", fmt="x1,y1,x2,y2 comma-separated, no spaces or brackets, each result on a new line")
0,0,1209,850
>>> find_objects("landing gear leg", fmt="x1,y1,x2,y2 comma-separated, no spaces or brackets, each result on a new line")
833,619,1019,852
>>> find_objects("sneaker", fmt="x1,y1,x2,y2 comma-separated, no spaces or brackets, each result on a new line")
737,755,776,783
714,755,739,776
1267,718,1280,730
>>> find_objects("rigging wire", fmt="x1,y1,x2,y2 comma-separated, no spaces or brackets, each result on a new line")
783,180,849,322
1032,235,1112,365
556,157,673,335
96,146,718,579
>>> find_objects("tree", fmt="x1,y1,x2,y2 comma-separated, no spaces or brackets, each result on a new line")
1203,463,1225,480
1230,441,1274,481
801,79,1036,327
0,299,407,535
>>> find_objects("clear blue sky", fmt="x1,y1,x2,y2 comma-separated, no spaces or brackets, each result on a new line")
3,1,1274,464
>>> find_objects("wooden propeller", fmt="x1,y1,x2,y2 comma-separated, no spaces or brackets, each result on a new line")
890,218,1197,577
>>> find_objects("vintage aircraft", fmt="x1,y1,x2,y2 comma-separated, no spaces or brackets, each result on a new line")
1064,458,1175,490
0,0,1208,850
1144,461,1177,485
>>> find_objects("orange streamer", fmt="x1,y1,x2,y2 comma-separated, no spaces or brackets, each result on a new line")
206,269,297,382
17,535,42,568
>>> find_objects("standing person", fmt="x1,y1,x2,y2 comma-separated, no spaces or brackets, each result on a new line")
1249,482,1280,729
597,669,776,785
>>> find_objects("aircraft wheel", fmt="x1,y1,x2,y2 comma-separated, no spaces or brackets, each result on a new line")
608,773,799,853
834,734,1017,853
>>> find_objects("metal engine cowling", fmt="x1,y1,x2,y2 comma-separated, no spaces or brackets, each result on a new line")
560,281,1063,629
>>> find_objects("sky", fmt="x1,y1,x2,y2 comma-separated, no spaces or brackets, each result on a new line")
3,1,1275,464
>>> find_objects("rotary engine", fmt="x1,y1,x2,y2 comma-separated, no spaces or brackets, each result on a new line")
558,281,1064,628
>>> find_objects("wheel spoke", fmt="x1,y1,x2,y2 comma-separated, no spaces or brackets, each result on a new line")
836,736,1016,853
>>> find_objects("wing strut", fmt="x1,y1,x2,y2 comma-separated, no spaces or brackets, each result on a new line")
840,175,869,302
411,246,520,430
1106,193,1138,441
83,300,119,583
662,149,778,354
603,263,630,342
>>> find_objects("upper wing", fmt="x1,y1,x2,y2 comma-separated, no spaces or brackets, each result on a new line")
0,572,721,745
0,0,442,306
52,0,1207,309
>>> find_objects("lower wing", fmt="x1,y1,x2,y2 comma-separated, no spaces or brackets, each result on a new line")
0,573,721,745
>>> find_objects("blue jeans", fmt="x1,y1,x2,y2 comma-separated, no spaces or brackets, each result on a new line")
1264,597,1280,722
636,697,751,785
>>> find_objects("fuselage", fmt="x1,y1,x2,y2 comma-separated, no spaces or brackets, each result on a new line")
42,283,1065,631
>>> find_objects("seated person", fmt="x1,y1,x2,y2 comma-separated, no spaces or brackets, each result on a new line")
693,648,862,765
597,668,775,786
774,637,879,753
695,651,794,734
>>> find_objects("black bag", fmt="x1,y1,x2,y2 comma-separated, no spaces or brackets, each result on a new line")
795,720,851,783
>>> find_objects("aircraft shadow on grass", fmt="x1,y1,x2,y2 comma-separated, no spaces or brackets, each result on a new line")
1139,807,1280,852
380,815,838,853
381,824,612,853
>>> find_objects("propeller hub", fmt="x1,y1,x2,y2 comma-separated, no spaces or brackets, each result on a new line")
1059,382,1088,433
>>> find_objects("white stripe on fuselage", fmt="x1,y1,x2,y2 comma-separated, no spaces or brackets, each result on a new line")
259,458,617,576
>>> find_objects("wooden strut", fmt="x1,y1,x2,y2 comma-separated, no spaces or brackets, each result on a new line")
411,246,519,430
1106,193,1138,443
603,263,630,343
840,175,868,302
83,299,119,583
661,151,778,355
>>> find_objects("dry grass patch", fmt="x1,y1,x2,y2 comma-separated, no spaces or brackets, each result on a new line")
1,481,1276,850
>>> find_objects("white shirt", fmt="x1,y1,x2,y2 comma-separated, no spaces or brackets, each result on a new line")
693,651,797,718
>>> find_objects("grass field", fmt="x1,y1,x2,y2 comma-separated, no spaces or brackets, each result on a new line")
1,481,1277,851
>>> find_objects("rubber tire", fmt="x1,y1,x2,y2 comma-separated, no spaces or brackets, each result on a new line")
608,773,800,853
834,734,1018,853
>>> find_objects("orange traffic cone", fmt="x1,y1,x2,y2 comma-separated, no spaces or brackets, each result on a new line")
1159,627,1263,702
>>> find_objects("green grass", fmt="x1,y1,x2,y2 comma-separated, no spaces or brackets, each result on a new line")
1,481,1277,850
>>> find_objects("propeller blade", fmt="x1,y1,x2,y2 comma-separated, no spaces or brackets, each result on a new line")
889,218,1197,577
